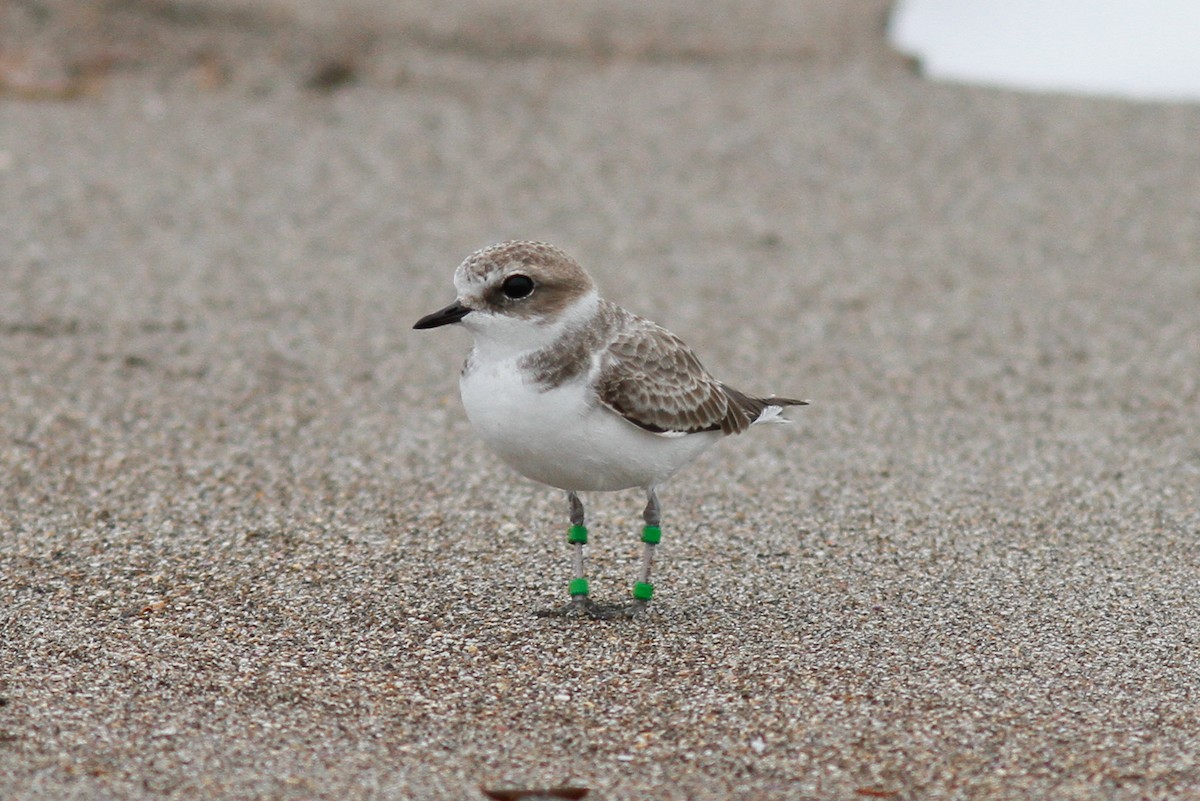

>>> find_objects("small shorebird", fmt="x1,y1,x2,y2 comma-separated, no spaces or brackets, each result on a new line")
415,241,806,618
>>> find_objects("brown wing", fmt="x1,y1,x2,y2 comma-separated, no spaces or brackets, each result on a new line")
596,317,763,435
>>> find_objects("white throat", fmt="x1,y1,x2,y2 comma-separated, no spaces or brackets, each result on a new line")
464,289,600,363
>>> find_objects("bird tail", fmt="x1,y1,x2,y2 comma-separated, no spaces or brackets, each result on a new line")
753,396,809,425
719,385,809,433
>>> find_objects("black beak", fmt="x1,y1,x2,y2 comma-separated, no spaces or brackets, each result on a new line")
413,300,471,330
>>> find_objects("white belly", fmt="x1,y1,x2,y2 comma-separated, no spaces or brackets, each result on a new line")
459,357,720,492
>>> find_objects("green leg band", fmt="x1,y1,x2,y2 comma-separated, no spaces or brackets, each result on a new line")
632,582,654,601
641,526,661,544
567,524,588,544
569,578,590,596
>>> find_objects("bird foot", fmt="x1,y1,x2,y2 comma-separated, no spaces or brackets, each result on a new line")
535,597,649,620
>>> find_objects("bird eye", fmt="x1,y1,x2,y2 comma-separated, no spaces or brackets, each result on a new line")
501,274,535,299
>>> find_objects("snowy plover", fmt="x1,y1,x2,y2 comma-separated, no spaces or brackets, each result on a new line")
415,241,806,618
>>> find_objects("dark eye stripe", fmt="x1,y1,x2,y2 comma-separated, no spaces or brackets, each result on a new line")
501,274,535,299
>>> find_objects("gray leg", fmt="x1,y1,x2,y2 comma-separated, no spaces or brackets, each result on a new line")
588,487,662,619
643,487,661,528
535,491,605,618
625,487,661,616
637,487,661,585
568,491,586,588
568,491,585,526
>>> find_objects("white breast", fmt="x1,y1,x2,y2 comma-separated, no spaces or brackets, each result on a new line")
459,356,720,492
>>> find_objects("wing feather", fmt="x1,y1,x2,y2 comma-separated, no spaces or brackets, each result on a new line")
596,316,757,435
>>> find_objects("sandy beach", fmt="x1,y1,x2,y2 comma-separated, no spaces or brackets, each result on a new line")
2,2,1198,798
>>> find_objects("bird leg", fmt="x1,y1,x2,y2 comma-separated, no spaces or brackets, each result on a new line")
625,487,661,616
534,491,606,618
585,488,662,619
535,489,662,620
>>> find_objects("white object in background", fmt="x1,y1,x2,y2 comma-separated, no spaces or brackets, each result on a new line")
889,0,1200,102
